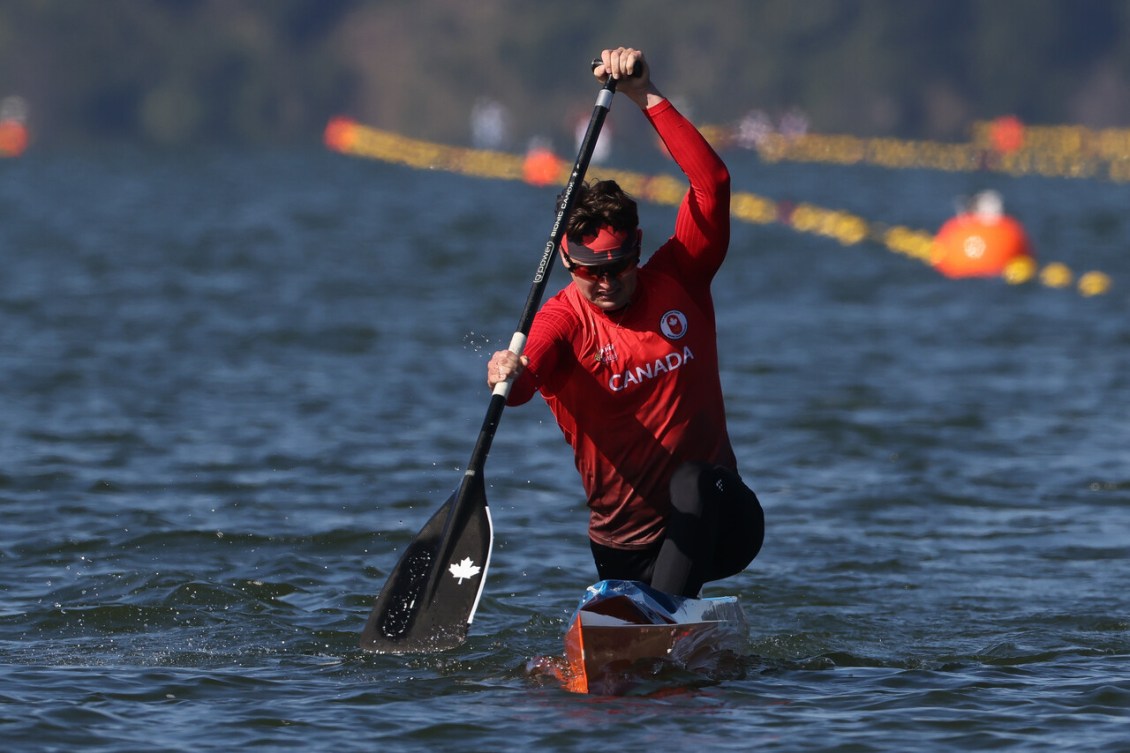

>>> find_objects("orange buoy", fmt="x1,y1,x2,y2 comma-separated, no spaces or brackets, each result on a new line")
322,116,357,153
930,190,1034,279
522,146,563,186
0,120,28,157
0,96,29,157
988,115,1025,154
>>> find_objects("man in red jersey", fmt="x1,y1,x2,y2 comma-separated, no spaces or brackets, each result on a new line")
487,47,763,598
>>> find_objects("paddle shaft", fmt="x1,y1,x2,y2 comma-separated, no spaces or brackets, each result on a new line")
473,75,621,459
425,74,622,600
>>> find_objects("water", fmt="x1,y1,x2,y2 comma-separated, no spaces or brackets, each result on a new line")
1,144,1129,752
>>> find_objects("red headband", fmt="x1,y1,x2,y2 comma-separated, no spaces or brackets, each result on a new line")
561,226,640,265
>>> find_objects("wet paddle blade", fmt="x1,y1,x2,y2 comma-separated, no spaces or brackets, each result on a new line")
360,476,493,654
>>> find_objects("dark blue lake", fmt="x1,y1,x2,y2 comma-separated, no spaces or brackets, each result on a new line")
1,139,1128,751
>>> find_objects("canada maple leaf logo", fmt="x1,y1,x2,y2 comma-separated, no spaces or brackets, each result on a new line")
449,557,482,584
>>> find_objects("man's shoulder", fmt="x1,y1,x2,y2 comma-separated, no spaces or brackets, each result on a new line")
543,285,583,313
533,286,585,333
641,244,715,289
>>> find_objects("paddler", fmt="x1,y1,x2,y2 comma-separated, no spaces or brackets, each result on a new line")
487,47,764,598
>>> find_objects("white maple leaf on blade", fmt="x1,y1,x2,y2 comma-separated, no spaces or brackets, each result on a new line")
449,557,482,584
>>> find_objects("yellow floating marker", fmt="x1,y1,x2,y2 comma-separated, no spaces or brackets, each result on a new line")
1077,271,1112,297
731,192,779,225
1003,256,1038,285
882,226,935,262
1039,262,1074,289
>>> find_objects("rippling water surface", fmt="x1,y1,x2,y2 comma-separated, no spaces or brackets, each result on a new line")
1,145,1128,752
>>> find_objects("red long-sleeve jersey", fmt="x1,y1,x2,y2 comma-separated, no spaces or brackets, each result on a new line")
508,98,734,549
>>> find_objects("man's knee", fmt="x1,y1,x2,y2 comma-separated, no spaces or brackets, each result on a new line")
669,461,712,515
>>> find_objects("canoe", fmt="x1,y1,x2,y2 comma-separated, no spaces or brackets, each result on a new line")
561,579,750,694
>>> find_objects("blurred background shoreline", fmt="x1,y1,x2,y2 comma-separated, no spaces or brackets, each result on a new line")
4,0,1130,155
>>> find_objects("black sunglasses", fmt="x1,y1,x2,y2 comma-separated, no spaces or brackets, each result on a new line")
565,253,640,281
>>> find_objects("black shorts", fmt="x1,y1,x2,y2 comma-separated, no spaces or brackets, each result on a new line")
589,462,764,595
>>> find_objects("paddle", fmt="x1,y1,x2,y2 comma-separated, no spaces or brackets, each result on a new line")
360,60,629,654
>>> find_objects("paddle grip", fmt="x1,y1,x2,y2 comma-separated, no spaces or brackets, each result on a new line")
590,57,641,78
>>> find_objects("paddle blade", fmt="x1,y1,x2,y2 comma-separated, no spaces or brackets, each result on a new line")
360,477,493,654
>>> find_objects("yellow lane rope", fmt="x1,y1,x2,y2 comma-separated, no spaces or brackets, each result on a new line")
324,117,1112,297
700,118,1130,182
